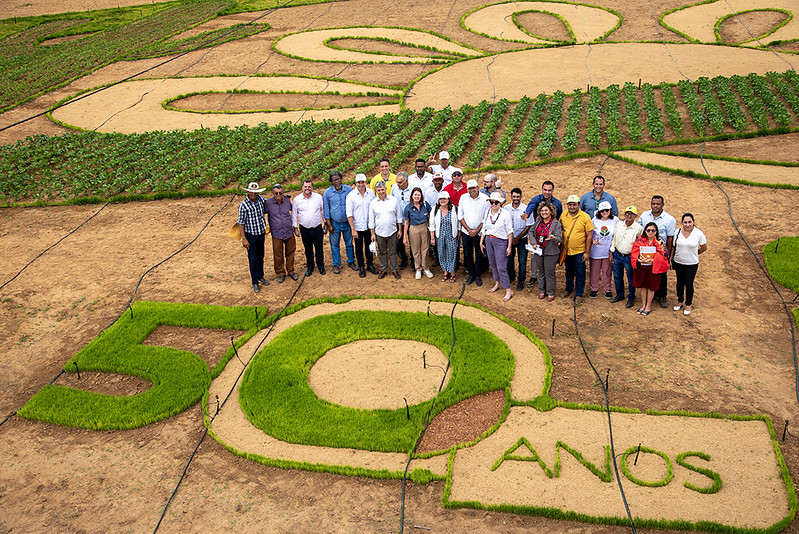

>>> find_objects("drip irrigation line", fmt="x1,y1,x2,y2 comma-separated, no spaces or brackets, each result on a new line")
153,270,307,533
0,0,300,134
399,281,465,534
572,297,637,533
0,201,110,292
0,194,234,431
720,0,796,73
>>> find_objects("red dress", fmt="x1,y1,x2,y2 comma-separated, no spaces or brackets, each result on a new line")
631,237,669,290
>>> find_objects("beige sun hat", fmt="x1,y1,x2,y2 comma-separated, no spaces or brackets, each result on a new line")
242,182,266,193
489,191,504,203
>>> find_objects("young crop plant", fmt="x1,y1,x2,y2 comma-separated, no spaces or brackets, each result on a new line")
536,90,565,158
712,76,748,132
513,93,548,163
621,82,642,143
358,110,432,172
448,100,490,161
585,87,602,150
678,79,705,136
465,99,509,168
698,77,725,134
604,85,622,148
659,82,683,139
641,83,665,142
420,104,471,159
560,89,582,153
393,107,449,166
752,73,792,127
766,72,799,118
731,75,769,131
491,97,531,165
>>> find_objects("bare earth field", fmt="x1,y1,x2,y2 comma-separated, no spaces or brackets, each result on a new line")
2,0,799,532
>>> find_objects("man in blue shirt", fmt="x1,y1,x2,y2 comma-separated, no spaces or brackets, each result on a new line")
580,175,618,218
323,170,356,274
237,182,269,293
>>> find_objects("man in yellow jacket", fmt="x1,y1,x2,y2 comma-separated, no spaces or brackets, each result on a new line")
559,194,593,304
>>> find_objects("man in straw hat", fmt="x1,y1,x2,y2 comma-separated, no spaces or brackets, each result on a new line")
238,182,270,293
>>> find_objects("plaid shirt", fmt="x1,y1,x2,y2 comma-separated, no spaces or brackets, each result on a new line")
238,195,267,235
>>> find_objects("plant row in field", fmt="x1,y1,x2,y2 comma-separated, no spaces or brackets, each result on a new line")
0,0,270,112
2,71,799,203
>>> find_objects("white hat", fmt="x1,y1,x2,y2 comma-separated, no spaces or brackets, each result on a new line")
354,173,367,182
433,172,444,179
439,151,450,160
566,194,580,204
489,191,504,203
242,182,266,193
597,201,612,212
438,191,450,199
466,179,478,188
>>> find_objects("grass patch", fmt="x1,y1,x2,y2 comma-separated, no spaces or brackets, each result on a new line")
239,310,514,453
764,236,799,292
18,301,261,430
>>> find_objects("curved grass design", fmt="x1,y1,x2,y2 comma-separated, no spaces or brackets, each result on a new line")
17,301,261,430
239,310,514,453
715,9,792,44
764,236,799,292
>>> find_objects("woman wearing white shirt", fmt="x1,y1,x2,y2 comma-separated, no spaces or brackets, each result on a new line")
480,192,514,301
672,213,708,316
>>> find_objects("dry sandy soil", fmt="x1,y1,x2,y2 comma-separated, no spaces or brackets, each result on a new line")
2,0,799,532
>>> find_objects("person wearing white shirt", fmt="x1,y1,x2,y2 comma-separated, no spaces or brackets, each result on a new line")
672,212,708,316
391,171,415,270
481,192,515,301
423,173,446,266
458,179,489,286
293,180,326,276
411,158,433,189
638,195,677,308
347,173,377,277
369,181,404,279
504,187,531,291
426,150,461,185
609,205,644,308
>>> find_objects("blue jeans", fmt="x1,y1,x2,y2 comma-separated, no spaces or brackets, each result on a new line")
564,253,586,297
244,232,265,285
329,220,354,267
612,251,635,300
507,236,528,283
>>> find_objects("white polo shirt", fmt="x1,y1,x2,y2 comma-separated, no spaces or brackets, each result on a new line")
346,187,375,231
458,192,489,234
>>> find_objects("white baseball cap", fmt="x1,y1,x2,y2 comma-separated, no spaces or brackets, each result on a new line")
439,151,450,160
466,179,478,188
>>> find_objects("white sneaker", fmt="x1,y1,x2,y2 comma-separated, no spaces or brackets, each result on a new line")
423,269,434,278
415,270,422,280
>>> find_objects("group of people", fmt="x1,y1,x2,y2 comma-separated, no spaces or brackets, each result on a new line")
237,153,708,313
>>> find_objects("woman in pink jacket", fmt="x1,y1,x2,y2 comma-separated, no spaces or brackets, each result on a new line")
631,222,669,316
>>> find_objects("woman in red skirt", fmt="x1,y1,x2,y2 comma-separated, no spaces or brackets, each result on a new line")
631,222,669,316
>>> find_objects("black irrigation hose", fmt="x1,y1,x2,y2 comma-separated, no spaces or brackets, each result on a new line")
572,297,637,533
0,195,234,431
399,281,465,534
0,0,300,134
153,270,307,533
0,201,110,292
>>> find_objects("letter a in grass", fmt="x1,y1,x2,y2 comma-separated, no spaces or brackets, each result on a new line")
492,437,612,483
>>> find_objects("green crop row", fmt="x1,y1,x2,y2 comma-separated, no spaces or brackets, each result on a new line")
3,71,799,203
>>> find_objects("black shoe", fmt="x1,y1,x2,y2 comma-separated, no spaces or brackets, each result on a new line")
348,262,358,272
466,275,475,285
259,277,269,286
367,265,379,275
626,299,635,308
610,294,624,303
516,281,524,291
253,284,260,293
399,262,408,271
659,296,668,308
605,292,612,299
527,278,537,287
277,275,285,283
288,273,298,281
475,276,483,287
305,268,313,276
589,290,598,298
359,267,366,278
319,266,326,275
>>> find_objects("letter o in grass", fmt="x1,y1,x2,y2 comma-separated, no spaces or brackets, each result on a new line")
620,445,674,487
239,310,514,453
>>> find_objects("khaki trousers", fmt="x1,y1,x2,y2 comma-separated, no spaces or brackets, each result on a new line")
272,235,296,276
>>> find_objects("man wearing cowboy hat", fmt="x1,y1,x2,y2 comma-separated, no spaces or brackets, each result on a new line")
238,182,270,293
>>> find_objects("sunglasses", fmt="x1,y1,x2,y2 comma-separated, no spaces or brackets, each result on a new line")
489,200,500,204
646,228,657,232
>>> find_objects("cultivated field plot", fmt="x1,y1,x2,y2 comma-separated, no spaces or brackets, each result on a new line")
1,0,799,532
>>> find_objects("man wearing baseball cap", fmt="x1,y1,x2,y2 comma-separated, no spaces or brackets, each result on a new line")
346,173,378,277
559,194,593,303
238,182,270,293
426,151,461,185
458,179,489,286
609,205,644,307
